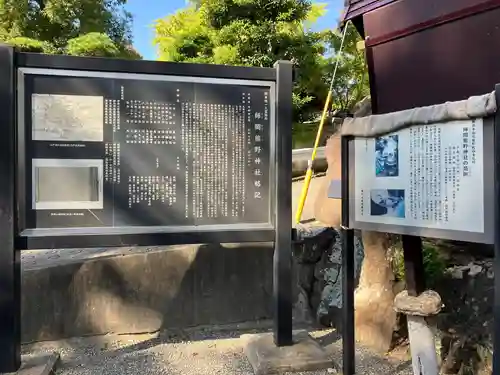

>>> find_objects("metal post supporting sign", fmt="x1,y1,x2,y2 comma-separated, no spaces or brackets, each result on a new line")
493,83,500,375
0,45,21,373
341,134,356,375
402,235,439,375
273,60,294,347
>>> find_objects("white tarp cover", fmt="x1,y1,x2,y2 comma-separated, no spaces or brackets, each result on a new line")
341,91,497,137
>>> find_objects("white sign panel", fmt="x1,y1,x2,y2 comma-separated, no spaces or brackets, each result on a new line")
353,118,484,233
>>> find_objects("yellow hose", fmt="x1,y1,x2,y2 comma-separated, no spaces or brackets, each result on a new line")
294,91,333,224
294,21,351,224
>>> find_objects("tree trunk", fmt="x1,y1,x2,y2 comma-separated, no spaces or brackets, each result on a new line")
355,231,397,353
313,97,397,353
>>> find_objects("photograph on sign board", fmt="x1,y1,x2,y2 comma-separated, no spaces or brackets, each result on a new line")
32,158,103,210
375,135,399,177
32,94,104,142
370,189,405,218
354,118,485,234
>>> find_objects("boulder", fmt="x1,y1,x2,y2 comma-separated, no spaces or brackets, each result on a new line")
292,226,364,326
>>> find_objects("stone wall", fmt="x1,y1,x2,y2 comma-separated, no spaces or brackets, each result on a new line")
292,226,364,326
21,243,275,343
436,257,493,374
292,227,494,374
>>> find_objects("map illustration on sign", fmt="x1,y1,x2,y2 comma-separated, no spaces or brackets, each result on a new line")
32,94,104,142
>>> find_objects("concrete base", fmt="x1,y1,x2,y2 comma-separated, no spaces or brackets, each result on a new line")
21,243,275,343
5,353,59,375
242,330,334,375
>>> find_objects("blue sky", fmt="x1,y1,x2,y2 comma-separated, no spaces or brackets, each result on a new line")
125,0,344,61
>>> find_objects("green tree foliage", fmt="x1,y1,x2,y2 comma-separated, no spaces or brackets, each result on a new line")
0,0,140,58
6,36,55,53
66,32,120,57
66,32,141,58
154,0,368,121
325,22,370,115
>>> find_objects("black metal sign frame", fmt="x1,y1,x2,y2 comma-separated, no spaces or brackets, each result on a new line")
0,45,294,372
15,53,289,250
340,84,500,375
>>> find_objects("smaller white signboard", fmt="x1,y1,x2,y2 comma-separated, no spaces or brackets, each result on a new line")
353,118,485,235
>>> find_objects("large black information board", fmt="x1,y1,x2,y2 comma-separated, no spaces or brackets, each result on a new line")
0,48,294,373
19,70,274,231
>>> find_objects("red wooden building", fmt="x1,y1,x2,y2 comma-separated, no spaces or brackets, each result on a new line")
341,0,500,114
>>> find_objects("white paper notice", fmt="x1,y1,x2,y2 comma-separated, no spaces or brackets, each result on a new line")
354,119,484,233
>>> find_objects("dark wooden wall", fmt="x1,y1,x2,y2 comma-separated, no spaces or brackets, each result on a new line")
360,0,500,114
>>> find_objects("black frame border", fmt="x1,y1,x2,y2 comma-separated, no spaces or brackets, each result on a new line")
493,83,500,374
17,52,277,81
0,47,294,372
0,44,20,373
14,52,287,250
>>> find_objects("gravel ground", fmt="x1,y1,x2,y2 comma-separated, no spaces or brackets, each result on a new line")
22,323,415,375
18,175,415,374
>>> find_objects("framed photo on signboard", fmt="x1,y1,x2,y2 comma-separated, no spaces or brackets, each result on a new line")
348,117,495,244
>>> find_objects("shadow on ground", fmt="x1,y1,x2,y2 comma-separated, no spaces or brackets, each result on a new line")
21,241,276,374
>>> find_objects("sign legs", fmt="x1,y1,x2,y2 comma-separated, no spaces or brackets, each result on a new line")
273,60,294,347
341,135,356,375
0,45,21,373
402,235,439,375
494,231,500,374
493,84,500,375
342,228,356,375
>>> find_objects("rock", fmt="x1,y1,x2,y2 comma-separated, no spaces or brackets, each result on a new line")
354,231,397,353
293,227,337,264
352,96,372,117
435,259,494,374
297,264,315,293
394,290,443,316
293,286,315,325
313,135,342,228
468,263,483,277
293,226,364,328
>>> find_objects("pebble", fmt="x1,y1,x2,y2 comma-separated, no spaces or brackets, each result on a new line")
21,327,414,375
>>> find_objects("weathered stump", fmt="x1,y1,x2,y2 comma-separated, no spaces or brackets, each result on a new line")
313,98,398,353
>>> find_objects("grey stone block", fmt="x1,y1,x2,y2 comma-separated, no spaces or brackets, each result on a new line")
21,243,274,343
6,353,59,375
242,330,334,374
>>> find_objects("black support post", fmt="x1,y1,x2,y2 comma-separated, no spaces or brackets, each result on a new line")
273,60,294,347
341,135,356,375
402,235,426,297
0,45,21,373
493,83,500,375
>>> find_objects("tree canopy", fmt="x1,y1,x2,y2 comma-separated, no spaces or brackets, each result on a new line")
154,0,368,121
0,0,368,119
0,0,141,58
